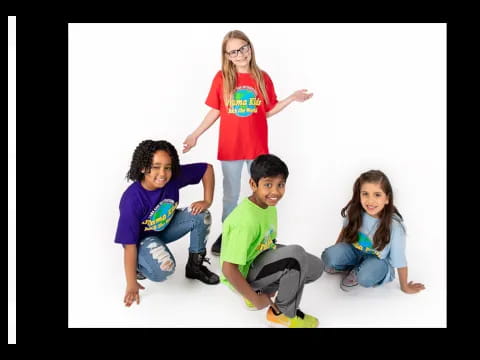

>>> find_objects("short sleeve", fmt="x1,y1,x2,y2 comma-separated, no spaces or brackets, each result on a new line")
388,222,407,268
205,71,222,110
263,71,278,112
221,223,250,266
176,163,208,189
114,191,144,245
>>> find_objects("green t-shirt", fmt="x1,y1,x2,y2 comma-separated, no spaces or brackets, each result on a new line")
220,197,277,288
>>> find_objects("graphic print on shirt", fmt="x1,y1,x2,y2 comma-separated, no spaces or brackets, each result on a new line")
226,86,262,117
256,225,276,252
352,232,381,257
142,199,178,232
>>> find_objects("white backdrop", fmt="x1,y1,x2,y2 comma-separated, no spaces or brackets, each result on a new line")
68,23,446,327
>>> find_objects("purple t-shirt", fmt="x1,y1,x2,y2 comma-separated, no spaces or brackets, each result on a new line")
114,163,207,245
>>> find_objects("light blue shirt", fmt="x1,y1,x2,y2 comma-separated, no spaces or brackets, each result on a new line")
344,211,407,283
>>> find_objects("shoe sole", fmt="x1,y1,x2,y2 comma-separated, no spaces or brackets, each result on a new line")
185,273,220,285
265,319,319,328
340,282,359,291
266,321,289,328
325,270,348,275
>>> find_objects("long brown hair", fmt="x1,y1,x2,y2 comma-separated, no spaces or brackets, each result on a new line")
340,170,403,251
221,30,269,107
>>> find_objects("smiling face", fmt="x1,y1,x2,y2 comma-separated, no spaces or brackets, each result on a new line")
225,38,252,72
141,150,172,190
359,182,390,218
249,175,286,209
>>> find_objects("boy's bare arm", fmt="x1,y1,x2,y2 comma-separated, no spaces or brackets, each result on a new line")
222,261,271,310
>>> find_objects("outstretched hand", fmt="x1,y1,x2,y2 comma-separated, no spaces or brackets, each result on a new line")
401,281,425,294
291,89,313,102
182,134,197,153
124,282,145,307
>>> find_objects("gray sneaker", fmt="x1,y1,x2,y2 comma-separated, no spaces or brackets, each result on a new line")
340,269,359,291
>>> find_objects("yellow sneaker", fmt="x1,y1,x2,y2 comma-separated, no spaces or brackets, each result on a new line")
243,290,273,311
243,297,260,311
266,307,319,328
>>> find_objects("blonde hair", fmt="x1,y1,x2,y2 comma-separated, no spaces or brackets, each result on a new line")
221,30,269,107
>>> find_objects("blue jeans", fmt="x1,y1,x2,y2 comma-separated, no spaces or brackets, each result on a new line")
221,160,253,221
137,208,211,282
321,243,389,287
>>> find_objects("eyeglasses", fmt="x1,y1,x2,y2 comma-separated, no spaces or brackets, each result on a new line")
226,43,250,58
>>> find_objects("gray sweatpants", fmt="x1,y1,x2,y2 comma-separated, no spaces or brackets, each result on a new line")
246,244,324,318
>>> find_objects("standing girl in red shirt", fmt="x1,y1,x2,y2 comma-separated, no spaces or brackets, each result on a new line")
183,30,313,255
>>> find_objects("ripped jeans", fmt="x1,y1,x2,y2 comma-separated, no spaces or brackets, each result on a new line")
137,208,211,282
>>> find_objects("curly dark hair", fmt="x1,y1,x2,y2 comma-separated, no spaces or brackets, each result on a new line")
340,170,403,251
126,140,180,182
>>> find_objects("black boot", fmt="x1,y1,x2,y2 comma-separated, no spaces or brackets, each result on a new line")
185,250,220,285
210,234,222,256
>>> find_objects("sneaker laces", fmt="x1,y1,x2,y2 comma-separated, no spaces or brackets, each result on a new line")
202,256,212,265
198,255,215,276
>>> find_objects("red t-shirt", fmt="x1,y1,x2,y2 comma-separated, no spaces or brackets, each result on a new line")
205,70,278,160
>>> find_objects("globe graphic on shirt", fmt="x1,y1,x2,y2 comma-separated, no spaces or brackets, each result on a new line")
149,199,176,231
232,88,256,117
357,232,372,248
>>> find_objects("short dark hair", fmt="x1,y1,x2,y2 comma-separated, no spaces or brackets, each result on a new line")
250,154,289,184
126,140,180,182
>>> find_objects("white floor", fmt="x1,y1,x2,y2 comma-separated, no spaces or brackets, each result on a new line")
69,234,446,328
